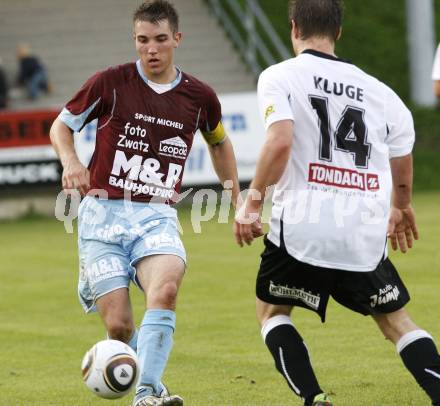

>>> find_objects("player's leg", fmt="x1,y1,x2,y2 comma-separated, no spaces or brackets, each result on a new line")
126,203,186,405
373,308,440,405
257,299,328,406
256,236,332,405
133,254,185,405
77,197,140,351
96,287,138,349
332,257,440,405
78,241,137,348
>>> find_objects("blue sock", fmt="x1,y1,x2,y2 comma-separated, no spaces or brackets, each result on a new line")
136,309,176,396
126,328,166,395
128,328,139,352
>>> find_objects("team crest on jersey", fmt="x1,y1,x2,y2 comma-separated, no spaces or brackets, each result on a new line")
264,104,275,121
159,137,188,160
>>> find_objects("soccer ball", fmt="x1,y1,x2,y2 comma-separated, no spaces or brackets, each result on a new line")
81,339,139,399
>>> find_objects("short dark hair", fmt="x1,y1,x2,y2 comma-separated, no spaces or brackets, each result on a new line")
133,0,179,33
288,0,344,41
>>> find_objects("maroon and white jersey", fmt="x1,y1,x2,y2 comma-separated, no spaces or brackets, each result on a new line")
59,61,221,203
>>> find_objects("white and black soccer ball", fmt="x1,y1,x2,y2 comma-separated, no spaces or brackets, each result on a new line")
81,339,139,399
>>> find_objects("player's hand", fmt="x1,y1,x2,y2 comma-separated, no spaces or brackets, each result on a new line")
62,158,90,196
234,200,264,247
387,205,419,253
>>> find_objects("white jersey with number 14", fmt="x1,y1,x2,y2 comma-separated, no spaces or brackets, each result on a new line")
258,50,415,272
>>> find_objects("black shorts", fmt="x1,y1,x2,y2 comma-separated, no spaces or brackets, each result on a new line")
256,236,410,322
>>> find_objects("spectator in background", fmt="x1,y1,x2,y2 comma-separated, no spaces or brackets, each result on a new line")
432,43,440,98
0,57,8,109
16,43,51,100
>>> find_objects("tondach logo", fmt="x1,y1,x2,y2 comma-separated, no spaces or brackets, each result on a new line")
159,136,188,160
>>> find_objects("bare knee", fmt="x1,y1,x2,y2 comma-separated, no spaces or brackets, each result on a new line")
107,319,134,343
256,298,292,327
148,281,179,309
96,288,134,343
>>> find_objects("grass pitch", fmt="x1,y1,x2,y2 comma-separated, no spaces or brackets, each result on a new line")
0,192,439,405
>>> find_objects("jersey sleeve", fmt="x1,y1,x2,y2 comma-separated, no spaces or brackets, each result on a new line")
58,70,112,132
257,66,294,131
385,88,415,158
200,86,226,145
432,44,440,80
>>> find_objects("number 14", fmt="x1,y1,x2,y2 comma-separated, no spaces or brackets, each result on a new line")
309,95,371,169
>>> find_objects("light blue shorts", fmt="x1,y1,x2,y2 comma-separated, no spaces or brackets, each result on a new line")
77,197,186,313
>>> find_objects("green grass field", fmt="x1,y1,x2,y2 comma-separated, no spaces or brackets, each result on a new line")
0,192,439,405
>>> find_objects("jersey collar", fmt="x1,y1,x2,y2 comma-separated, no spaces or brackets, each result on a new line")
301,49,352,64
136,59,182,89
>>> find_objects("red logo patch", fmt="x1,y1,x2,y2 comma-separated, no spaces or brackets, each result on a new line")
308,163,380,191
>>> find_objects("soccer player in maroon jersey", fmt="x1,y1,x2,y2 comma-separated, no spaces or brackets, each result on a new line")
50,1,240,405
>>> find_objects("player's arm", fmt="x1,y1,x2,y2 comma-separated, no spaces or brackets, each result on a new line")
388,154,419,253
50,70,110,195
434,80,440,98
202,122,240,207
234,120,293,247
432,45,440,98
234,66,293,247
385,87,418,253
248,120,293,199
50,118,90,195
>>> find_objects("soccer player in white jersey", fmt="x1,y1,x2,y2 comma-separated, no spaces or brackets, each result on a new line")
50,1,240,405
234,1,440,405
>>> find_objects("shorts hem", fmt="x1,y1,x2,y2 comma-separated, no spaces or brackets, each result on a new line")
130,252,187,268
81,284,129,314
256,291,327,322
130,252,187,290
363,299,410,317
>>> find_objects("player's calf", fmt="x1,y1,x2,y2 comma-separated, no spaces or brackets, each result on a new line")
262,315,324,404
375,310,440,404
397,330,440,405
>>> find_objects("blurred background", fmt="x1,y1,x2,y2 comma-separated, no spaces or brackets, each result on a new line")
0,0,439,215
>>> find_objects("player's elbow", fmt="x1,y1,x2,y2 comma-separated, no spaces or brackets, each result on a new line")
49,117,71,146
49,118,61,145
266,122,294,157
270,134,293,156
